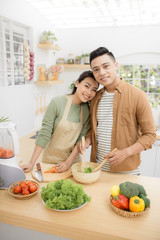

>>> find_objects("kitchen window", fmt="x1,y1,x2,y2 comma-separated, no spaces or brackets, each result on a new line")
119,64,160,108
0,16,32,86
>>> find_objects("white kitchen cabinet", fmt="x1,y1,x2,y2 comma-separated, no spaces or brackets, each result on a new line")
155,140,160,178
140,140,160,178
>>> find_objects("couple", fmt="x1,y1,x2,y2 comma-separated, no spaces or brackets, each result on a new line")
21,47,156,176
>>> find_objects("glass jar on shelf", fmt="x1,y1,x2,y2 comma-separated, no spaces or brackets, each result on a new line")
67,54,74,64
75,56,81,64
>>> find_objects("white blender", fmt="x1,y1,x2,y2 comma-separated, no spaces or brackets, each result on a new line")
0,121,26,189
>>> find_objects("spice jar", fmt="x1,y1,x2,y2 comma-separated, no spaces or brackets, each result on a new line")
67,54,74,64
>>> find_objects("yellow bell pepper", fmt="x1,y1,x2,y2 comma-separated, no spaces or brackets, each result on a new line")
111,185,120,197
129,196,145,212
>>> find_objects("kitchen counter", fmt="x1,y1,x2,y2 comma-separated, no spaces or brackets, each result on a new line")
1,131,160,240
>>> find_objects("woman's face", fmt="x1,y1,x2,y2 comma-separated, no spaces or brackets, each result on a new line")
73,77,98,104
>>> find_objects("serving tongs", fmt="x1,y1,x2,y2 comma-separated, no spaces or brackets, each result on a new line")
81,136,85,172
92,148,117,173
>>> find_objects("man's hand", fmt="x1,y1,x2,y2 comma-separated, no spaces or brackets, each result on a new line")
105,142,144,166
105,149,129,166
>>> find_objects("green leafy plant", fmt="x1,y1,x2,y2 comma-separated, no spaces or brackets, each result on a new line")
40,30,57,44
75,55,82,59
0,116,9,122
43,30,57,41
81,53,89,57
69,81,76,89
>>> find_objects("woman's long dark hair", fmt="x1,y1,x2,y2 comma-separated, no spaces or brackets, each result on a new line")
71,70,98,94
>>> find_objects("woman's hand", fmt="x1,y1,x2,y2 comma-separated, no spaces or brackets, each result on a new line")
77,136,91,154
55,162,70,173
20,162,34,173
20,144,43,173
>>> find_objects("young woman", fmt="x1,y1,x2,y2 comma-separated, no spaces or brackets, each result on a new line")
20,70,99,173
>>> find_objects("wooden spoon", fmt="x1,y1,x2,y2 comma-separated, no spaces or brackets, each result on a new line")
92,148,117,172
81,136,85,172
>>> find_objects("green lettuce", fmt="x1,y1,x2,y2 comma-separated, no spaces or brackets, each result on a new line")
41,179,91,210
83,167,93,173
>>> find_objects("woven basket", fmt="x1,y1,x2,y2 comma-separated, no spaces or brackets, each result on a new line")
71,162,101,184
8,180,39,199
109,195,150,217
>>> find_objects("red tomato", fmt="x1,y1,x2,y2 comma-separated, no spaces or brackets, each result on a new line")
4,149,14,158
0,147,3,158
14,185,22,194
27,181,34,187
22,185,29,192
29,184,37,193
22,189,30,195
20,181,27,188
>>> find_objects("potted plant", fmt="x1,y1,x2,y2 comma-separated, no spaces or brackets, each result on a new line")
0,117,9,122
69,81,76,89
40,30,57,44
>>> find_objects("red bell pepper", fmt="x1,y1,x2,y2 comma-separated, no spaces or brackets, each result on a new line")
112,194,129,210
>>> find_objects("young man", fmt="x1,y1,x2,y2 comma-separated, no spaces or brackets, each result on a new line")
81,47,156,175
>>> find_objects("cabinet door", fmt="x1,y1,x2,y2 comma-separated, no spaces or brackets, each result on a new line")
155,140,160,178
140,144,156,177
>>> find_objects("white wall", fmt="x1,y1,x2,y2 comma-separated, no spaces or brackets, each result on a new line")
0,0,63,136
0,0,160,137
56,25,160,64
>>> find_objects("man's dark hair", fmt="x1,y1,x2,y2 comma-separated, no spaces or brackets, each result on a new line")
90,47,116,64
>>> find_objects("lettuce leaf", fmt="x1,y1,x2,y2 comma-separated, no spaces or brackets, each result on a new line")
41,179,91,210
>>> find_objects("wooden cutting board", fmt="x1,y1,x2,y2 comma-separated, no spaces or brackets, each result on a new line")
32,162,72,182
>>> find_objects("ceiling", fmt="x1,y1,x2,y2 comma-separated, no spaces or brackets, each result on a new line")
26,0,160,29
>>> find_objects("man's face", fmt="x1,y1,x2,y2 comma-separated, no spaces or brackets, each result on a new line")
90,54,119,91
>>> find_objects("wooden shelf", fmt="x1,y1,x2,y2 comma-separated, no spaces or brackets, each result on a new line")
37,44,60,50
58,64,90,69
34,80,64,85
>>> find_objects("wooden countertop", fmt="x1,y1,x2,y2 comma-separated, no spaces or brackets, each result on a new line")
0,131,160,240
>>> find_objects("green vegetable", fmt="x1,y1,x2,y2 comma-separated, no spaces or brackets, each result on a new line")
139,194,150,208
83,167,93,173
41,179,91,210
119,181,139,198
0,116,9,122
134,183,147,196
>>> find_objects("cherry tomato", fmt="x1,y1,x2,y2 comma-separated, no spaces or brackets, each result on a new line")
29,184,37,193
27,181,34,187
20,181,27,188
22,185,29,192
14,185,22,194
22,189,30,195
